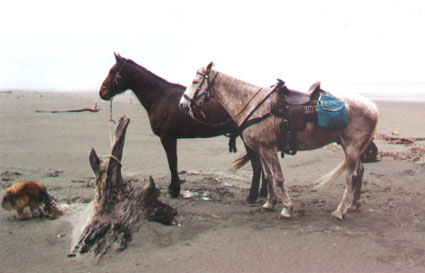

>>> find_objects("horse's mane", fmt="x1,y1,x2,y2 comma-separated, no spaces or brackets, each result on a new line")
126,59,185,90
218,70,260,91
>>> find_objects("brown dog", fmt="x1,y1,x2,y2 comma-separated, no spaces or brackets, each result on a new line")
2,181,63,219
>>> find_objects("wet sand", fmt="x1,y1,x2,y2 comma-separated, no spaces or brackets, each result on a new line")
0,91,424,272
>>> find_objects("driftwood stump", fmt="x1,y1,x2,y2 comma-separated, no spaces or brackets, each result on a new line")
69,116,177,258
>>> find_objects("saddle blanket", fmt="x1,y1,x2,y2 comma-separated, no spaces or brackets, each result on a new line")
317,92,348,129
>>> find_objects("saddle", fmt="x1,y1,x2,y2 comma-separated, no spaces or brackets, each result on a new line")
271,79,321,156
283,81,322,105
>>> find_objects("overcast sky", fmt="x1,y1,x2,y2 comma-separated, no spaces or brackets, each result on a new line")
1,0,424,92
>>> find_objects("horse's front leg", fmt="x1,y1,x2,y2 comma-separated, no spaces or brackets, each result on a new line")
256,149,277,211
261,162,277,211
351,161,364,209
259,171,268,198
271,155,292,219
160,135,181,198
259,147,293,218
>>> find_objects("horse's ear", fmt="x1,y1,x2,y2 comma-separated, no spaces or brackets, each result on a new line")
206,62,214,71
114,52,122,62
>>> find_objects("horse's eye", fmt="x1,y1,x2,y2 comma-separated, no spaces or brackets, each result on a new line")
192,81,199,85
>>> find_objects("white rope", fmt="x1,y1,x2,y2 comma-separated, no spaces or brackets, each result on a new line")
103,98,122,166
99,154,122,166
109,99,115,148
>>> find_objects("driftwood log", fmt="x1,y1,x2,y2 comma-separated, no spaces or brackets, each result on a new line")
376,133,425,145
69,116,177,258
36,103,101,113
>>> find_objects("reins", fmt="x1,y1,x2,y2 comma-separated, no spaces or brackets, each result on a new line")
188,87,266,128
233,87,265,120
189,111,234,127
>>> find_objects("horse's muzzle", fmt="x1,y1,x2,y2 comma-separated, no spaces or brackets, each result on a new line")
99,86,111,101
179,100,191,115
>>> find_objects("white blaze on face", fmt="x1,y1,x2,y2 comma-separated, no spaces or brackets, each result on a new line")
179,86,191,112
179,82,198,116
179,67,209,115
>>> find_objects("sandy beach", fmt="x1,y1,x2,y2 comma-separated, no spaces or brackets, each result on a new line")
1,91,424,273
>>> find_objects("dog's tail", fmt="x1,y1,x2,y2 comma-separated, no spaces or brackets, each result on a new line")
45,194,64,219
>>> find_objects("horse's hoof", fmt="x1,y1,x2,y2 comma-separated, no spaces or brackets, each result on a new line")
168,187,180,198
332,210,344,220
259,190,268,198
262,201,275,211
246,195,258,203
279,208,292,219
351,201,361,210
169,192,180,198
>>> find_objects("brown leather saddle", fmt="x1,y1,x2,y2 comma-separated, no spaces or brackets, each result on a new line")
271,79,322,156
283,80,321,105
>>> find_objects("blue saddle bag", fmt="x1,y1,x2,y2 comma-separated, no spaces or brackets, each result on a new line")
317,92,348,129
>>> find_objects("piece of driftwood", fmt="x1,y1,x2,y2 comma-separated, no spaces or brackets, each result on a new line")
36,103,100,113
69,116,177,259
376,133,425,145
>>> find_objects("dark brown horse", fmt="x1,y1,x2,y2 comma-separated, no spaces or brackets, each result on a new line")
99,53,265,200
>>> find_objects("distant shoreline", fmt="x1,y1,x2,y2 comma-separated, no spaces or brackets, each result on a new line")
1,88,424,102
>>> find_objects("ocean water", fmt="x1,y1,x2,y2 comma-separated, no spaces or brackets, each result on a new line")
329,83,425,102
2,82,424,102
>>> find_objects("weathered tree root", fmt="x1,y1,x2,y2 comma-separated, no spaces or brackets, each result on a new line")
69,116,177,259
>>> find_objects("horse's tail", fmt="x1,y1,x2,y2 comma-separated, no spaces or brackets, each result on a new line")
313,128,375,190
231,153,252,172
314,160,347,190
315,106,379,190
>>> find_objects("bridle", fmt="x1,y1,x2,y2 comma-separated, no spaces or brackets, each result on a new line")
182,68,234,126
102,59,128,95
183,69,219,107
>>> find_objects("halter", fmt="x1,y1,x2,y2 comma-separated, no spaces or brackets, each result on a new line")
102,59,128,95
113,59,128,85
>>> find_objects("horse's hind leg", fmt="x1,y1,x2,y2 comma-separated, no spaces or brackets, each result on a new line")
351,161,364,209
332,153,361,220
247,151,262,203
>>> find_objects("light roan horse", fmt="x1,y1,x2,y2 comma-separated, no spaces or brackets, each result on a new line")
179,63,379,220
99,54,266,200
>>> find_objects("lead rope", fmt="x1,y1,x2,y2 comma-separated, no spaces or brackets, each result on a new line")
109,98,115,148
99,98,122,166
